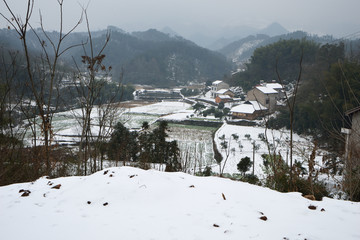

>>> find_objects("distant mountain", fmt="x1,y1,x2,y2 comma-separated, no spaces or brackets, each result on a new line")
130,28,194,46
257,22,288,37
218,31,336,66
198,25,259,50
131,29,174,42
161,27,179,37
204,22,288,50
0,28,232,87
218,34,270,63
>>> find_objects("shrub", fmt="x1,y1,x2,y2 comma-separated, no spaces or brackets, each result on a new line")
223,107,230,115
218,102,224,109
261,153,290,192
202,166,212,176
214,110,223,119
196,166,213,176
237,156,252,175
241,174,259,185
293,178,329,200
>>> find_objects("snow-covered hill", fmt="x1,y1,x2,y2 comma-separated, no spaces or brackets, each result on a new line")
1,167,359,240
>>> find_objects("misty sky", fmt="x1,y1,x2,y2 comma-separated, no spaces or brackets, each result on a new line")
1,0,360,41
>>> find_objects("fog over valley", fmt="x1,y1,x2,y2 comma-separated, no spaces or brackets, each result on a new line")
1,0,359,48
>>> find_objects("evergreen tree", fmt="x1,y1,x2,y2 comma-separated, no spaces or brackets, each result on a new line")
237,156,252,175
108,122,138,163
138,121,181,171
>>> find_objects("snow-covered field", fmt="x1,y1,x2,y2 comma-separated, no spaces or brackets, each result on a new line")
129,101,191,115
1,167,359,240
167,124,217,173
24,101,192,145
26,101,332,180
213,123,321,176
23,101,336,181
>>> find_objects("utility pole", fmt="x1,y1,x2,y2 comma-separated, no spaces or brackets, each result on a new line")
341,128,351,167
252,141,257,175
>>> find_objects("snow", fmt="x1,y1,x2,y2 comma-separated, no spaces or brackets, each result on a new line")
231,101,267,114
217,94,232,99
128,101,191,115
212,80,223,85
23,101,192,145
1,166,359,240
232,39,264,62
216,89,231,94
265,83,283,90
213,123,322,177
256,86,278,94
160,109,195,120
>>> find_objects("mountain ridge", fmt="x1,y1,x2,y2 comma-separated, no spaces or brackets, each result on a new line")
0,27,232,87
204,22,289,50
218,31,336,66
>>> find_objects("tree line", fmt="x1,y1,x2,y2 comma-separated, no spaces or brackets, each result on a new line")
108,121,181,172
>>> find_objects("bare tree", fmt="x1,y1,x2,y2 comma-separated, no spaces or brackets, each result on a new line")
72,9,124,175
276,50,303,190
1,0,83,175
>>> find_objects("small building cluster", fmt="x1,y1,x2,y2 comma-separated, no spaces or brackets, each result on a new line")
132,79,286,121
209,80,285,120
134,89,182,101
211,80,230,98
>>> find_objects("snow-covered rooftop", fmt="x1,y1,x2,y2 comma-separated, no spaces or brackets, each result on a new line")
256,86,278,94
264,83,283,90
217,94,232,99
230,101,267,114
216,89,231,94
212,80,223,85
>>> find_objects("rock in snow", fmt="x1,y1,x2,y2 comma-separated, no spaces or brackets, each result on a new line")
0,166,359,240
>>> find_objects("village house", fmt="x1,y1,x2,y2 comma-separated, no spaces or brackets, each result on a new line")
211,80,230,98
215,89,235,98
247,86,278,112
246,82,284,112
230,101,267,120
264,82,285,99
215,94,232,104
134,89,182,101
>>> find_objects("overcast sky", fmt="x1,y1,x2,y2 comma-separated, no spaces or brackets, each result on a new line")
1,0,360,40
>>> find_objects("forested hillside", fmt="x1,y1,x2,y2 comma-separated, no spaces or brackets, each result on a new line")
269,43,360,145
228,38,320,90
121,40,231,86
0,28,232,87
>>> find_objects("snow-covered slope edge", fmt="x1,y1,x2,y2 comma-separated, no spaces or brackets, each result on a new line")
1,167,359,240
